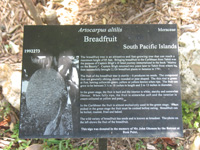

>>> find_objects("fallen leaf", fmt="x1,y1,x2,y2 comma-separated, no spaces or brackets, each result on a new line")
0,139,11,148
162,138,177,147
9,122,15,132
103,18,106,24
190,136,200,150
153,138,161,144
153,138,177,149
0,115,11,128
147,143,156,149
190,135,196,142
163,141,168,149
10,110,18,124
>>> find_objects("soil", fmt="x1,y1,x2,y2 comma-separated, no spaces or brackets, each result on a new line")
1,0,200,149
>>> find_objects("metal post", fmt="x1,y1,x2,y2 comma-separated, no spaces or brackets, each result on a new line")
99,138,107,150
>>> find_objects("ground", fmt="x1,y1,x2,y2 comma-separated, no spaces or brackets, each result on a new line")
0,0,200,149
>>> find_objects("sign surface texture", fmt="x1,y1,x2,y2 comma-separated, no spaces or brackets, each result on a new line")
20,25,183,138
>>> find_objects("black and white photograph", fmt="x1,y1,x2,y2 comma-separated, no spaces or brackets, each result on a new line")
20,53,79,137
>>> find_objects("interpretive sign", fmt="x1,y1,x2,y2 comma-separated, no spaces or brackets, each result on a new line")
20,25,183,138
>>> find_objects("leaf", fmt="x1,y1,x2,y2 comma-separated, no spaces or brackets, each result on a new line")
88,145,94,149
0,115,11,128
194,121,199,128
147,143,156,150
162,138,177,147
0,139,11,148
163,142,168,149
153,138,177,149
9,41,20,54
59,141,64,150
11,134,17,139
9,122,15,131
121,0,126,4
190,136,200,150
153,138,161,144
102,18,106,24
166,146,172,150
47,139,60,145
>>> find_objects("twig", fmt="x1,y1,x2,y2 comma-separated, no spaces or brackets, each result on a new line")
87,138,95,148
155,0,158,6
184,129,197,131
1,137,15,141
21,0,43,25
125,7,155,24
1,11,11,22
11,110,19,121
19,0,34,21
126,138,133,150
1,57,10,63
174,137,185,141
145,12,155,23
8,25,21,34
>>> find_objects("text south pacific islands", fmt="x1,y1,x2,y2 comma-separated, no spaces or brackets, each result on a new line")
123,43,177,50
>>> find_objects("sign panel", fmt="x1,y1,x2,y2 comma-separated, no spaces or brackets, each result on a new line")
20,25,183,138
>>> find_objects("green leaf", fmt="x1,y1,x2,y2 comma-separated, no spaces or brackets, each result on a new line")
157,143,163,149
141,145,146,148
194,121,199,128
11,134,17,139
47,139,61,145
59,141,64,150
167,145,172,150
83,147,87,150
89,145,94,149
121,0,126,4
93,139,96,143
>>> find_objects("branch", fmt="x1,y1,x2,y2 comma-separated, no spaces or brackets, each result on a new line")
125,7,155,24
22,0,43,25
19,0,34,21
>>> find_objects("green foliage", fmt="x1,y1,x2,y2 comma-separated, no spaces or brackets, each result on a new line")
3,122,96,150
43,138,95,150
166,145,173,150
4,122,31,150
176,145,184,150
156,143,164,150
135,140,146,150
0,102,11,119
182,101,200,128
194,107,200,128
4,44,12,52
175,139,184,150
43,139,73,150
182,101,196,128
4,103,11,117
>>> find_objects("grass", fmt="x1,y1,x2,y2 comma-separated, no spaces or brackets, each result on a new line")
3,123,96,150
